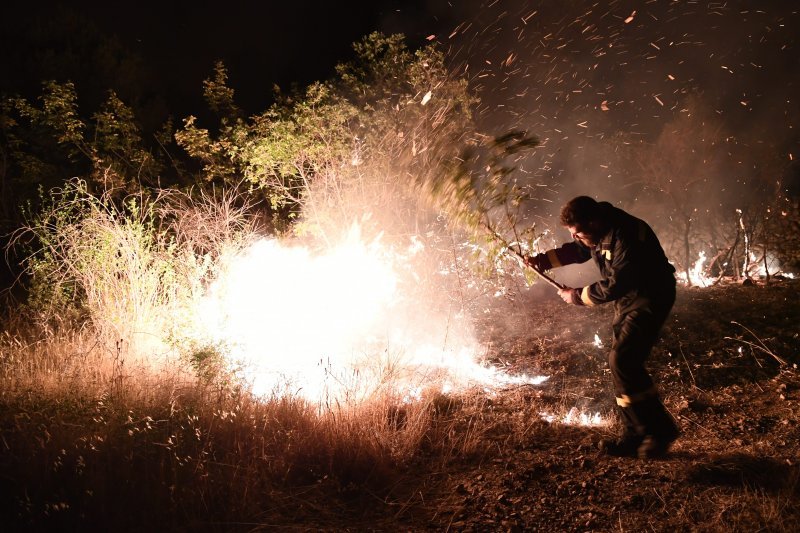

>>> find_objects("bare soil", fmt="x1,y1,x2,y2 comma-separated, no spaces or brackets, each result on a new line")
405,279,800,531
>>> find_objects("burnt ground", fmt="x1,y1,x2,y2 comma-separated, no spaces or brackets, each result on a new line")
399,279,800,531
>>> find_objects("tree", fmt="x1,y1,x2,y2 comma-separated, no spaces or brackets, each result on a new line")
176,33,479,240
1,81,173,219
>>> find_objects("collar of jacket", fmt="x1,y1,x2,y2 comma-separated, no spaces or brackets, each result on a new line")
595,230,613,261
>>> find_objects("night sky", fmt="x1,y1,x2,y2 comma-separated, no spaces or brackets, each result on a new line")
1,0,454,123
4,2,798,134
436,1,799,210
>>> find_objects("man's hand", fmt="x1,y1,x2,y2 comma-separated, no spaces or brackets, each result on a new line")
524,253,549,272
558,287,584,305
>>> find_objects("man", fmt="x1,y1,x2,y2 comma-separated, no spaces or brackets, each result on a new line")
526,196,679,459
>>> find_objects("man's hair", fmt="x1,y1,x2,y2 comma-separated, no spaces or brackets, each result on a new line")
560,196,601,227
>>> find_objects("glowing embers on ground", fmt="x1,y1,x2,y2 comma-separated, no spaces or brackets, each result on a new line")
539,408,607,427
194,226,548,402
593,333,604,348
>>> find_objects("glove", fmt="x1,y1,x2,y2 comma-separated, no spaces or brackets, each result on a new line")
558,288,585,306
524,253,551,272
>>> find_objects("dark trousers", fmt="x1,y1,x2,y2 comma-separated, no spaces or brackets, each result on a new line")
608,289,678,439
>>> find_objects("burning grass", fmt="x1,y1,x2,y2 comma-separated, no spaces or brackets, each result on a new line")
2,280,800,530
4,179,796,531
0,177,556,528
0,313,555,530
9,177,552,404
2,32,797,526
2,11,798,529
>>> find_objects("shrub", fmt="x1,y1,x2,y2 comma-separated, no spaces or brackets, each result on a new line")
12,179,257,368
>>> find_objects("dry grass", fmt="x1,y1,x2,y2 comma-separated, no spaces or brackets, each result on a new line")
4,182,799,531
0,314,501,530
2,283,800,531
9,181,260,370
0,176,520,529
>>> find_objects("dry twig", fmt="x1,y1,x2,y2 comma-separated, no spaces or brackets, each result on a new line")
726,321,787,366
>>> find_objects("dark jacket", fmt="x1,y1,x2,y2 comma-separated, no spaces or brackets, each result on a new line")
541,202,676,315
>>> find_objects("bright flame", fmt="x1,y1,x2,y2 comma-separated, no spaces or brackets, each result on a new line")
540,407,607,426
677,251,716,287
593,333,603,348
192,225,547,402
747,250,794,279
676,249,796,286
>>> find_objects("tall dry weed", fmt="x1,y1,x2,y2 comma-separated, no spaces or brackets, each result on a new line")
10,180,258,370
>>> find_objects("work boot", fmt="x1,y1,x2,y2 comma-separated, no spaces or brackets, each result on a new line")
599,434,644,457
631,398,680,459
599,404,646,457
638,432,678,459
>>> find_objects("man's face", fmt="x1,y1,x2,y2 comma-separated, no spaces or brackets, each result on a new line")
567,223,598,247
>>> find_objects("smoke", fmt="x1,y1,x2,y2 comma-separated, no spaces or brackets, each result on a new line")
418,4,794,200
395,0,799,270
